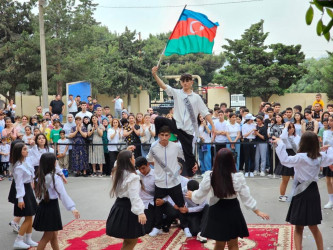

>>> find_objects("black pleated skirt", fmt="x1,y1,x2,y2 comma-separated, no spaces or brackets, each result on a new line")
323,166,333,177
286,182,322,226
11,183,37,217
201,198,249,241
33,199,63,231
275,149,295,176
106,197,145,239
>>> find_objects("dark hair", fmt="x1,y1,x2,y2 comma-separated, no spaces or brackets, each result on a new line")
213,106,220,111
220,102,227,108
187,180,199,191
226,108,233,113
304,109,312,115
287,123,296,136
180,73,192,82
104,105,110,109
293,112,303,124
120,118,128,126
34,153,58,202
159,125,171,134
265,102,271,107
243,108,249,113
273,102,281,107
322,118,329,124
286,107,292,111
293,105,302,112
35,133,50,151
321,111,330,123
111,150,136,196
75,116,82,121
327,104,333,109
275,113,285,124
59,130,65,134
81,101,87,105
256,115,264,121
218,110,224,114
90,114,99,125
229,113,236,119
4,117,12,128
135,156,148,169
211,148,236,198
69,94,73,97
298,132,321,159
10,143,26,165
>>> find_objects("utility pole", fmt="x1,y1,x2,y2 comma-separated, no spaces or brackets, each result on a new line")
39,0,48,110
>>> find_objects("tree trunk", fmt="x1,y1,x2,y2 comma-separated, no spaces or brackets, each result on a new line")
127,91,131,112
260,94,271,103
56,63,63,95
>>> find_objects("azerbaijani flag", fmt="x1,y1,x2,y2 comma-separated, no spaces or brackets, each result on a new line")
164,9,219,56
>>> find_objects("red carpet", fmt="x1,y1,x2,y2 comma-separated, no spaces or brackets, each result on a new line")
31,220,294,249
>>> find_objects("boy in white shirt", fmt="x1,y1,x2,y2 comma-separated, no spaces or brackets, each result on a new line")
57,130,69,170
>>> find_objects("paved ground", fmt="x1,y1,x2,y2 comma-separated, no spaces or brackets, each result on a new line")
0,176,332,250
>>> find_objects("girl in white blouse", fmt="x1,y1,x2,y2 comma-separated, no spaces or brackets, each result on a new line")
186,148,269,250
33,153,80,249
274,132,333,250
322,117,333,209
9,143,38,249
106,150,147,249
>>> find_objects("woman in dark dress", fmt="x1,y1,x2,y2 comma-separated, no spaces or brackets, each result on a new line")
68,116,88,176
123,114,141,158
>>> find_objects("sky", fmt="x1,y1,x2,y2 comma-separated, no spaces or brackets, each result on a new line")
20,0,332,58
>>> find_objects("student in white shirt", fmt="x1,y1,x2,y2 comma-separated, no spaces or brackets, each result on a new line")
274,132,333,250
8,143,38,249
152,66,215,177
33,153,80,249
197,114,212,174
106,150,147,249
57,130,69,169
67,94,78,116
242,113,257,177
0,137,10,177
322,117,333,209
213,110,228,153
112,95,123,119
136,156,156,234
107,119,122,172
186,148,269,250
75,102,92,119
226,113,241,171
147,125,192,238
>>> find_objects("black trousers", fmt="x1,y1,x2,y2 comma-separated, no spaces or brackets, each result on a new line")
144,204,155,233
155,116,196,177
103,152,111,176
109,151,118,173
187,204,209,236
161,201,179,228
215,143,226,154
154,184,188,229
243,139,255,173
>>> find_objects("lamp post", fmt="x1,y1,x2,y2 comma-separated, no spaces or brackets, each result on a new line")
38,0,48,111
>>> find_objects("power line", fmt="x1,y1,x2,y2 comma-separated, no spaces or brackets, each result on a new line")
98,0,263,9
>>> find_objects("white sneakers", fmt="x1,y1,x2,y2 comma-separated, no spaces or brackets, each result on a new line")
260,171,265,177
279,195,288,202
13,240,30,249
24,238,38,247
149,227,162,237
324,201,333,209
250,172,254,178
245,172,249,177
9,221,20,233
183,227,192,238
197,232,207,243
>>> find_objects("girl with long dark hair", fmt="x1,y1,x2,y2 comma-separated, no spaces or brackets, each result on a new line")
33,153,80,250
274,132,333,250
8,143,38,249
106,150,146,250
186,148,269,250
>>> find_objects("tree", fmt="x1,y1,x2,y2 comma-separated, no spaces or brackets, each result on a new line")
322,54,333,100
0,0,39,101
213,20,306,102
95,27,150,110
306,0,333,41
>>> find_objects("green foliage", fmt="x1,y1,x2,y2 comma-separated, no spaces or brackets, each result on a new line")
307,0,333,41
213,20,306,102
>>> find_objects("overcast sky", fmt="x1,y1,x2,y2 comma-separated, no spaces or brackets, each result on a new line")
20,0,332,58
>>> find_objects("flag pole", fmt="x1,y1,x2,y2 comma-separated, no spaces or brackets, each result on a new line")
156,4,187,67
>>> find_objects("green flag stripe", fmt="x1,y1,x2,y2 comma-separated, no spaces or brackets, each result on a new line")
164,35,215,56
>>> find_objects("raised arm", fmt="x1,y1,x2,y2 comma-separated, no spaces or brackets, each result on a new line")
152,66,167,90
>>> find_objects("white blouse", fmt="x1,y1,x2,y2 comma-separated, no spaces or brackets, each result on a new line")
112,171,145,215
192,171,257,211
13,161,35,202
45,173,76,211
226,123,241,138
276,140,333,183
279,127,300,150
107,128,122,152
242,123,256,139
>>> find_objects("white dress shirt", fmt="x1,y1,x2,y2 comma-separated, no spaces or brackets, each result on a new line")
226,123,241,138
75,111,92,119
13,161,35,202
192,171,257,211
323,130,333,146
45,173,76,211
242,123,256,139
276,140,333,183
0,143,10,162
137,168,155,209
111,171,145,215
147,141,184,189
107,128,122,152
164,85,210,135
279,127,300,150
67,99,78,113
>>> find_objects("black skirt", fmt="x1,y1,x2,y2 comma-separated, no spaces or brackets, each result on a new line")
106,197,145,239
286,182,322,226
323,166,333,177
33,199,63,231
12,183,37,217
201,198,249,241
275,149,295,176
